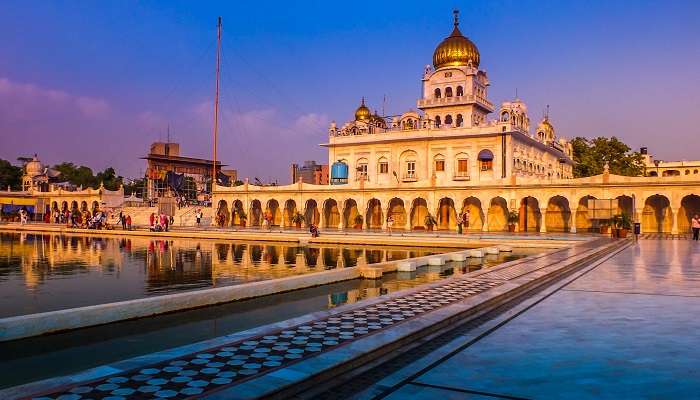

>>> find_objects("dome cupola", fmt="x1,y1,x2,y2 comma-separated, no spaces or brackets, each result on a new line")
432,10,480,69
354,97,371,121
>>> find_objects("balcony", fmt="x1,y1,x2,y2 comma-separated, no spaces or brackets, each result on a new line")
453,171,471,181
417,95,494,111
402,173,417,182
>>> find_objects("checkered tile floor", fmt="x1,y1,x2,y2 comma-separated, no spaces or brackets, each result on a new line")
29,278,501,400
639,233,692,240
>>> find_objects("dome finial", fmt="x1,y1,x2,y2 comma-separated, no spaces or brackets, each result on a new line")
453,9,459,28
361,96,365,106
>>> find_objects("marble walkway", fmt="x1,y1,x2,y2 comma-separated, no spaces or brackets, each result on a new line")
4,238,620,400
367,239,700,399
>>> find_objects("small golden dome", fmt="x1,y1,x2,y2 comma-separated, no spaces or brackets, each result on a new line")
432,10,480,69
355,97,371,121
25,154,43,176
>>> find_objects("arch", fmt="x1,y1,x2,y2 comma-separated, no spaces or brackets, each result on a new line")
545,196,571,232
249,200,263,226
283,199,297,227
456,114,463,127
434,88,441,99
648,171,658,177
410,198,429,230
519,196,541,232
343,199,361,229
662,170,680,177
304,199,320,226
437,197,457,230
456,85,464,96
399,150,418,180
575,195,596,232
69,200,78,211
216,200,230,227
91,201,99,212
445,114,453,126
615,195,634,218
366,198,383,230
461,197,483,231
387,198,407,230
232,200,245,225
434,115,441,128
80,201,88,211
679,194,700,233
266,199,282,226
445,86,453,97
487,197,508,231
642,195,671,233
51,201,58,212
322,198,340,228
478,149,494,171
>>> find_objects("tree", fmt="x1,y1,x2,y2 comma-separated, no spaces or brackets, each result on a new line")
52,163,123,190
0,159,22,190
571,136,645,178
123,178,145,196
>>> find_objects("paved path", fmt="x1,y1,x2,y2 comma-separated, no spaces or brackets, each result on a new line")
3,238,620,400
370,239,700,399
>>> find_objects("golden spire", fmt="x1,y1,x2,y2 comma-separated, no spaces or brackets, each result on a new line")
354,97,371,121
432,9,480,69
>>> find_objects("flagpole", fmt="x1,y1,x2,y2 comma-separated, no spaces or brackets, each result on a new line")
212,16,222,190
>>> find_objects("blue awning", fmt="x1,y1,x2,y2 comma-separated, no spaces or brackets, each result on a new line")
478,149,494,161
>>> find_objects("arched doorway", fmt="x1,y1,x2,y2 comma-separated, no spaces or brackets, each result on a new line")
323,199,340,228
231,200,244,226
304,199,320,226
61,201,68,212
91,201,99,213
283,200,297,227
546,196,571,232
387,198,407,230
366,199,383,230
266,199,281,226
519,197,541,232
216,200,230,226
343,199,361,229
51,201,58,212
461,197,483,231
410,198,429,230
249,200,263,227
487,197,508,231
679,195,700,233
437,198,457,230
70,201,78,212
80,201,88,212
642,195,671,233
615,195,634,218
576,196,596,232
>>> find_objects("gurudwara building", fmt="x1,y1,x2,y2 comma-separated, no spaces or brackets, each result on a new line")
213,11,700,234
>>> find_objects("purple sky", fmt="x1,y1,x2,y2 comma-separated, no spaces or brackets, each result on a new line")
1,0,699,182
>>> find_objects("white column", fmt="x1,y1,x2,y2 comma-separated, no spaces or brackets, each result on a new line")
539,208,547,233
570,208,577,233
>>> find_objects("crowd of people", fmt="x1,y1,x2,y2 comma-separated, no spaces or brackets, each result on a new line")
149,212,174,232
47,208,110,229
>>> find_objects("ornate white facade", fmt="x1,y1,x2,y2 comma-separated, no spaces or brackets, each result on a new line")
326,11,573,187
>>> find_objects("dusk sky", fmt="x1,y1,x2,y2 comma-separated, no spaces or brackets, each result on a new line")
1,0,698,182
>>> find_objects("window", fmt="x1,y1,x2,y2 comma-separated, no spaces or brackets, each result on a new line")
458,159,468,173
379,161,389,174
445,87,453,97
445,115,453,125
435,115,441,127
456,86,464,96
501,111,510,122
456,114,463,127
407,161,415,174
434,88,441,99
478,149,494,171
356,159,368,181
435,160,445,171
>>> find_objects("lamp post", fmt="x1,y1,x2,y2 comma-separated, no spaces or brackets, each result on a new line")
654,159,661,177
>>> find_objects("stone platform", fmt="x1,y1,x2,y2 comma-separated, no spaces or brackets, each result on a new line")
1,238,626,400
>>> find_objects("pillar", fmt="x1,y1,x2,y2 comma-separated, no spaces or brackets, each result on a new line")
482,208,489,232
570,208,577,233
539,208,547,233
671,207,679,235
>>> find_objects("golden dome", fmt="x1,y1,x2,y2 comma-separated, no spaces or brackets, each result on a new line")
355,97,371,121
432,10,480,69
25,154,43,176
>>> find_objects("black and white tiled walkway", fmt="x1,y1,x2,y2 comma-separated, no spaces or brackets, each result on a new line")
29,279,501,400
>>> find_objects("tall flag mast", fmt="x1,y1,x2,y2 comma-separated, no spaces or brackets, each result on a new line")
212,16,222,188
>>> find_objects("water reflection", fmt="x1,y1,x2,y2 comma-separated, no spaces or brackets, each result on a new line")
0,232,455,317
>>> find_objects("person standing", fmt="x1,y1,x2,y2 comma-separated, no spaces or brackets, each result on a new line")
456,215,463,234
692,214,700,241
120,211,127,230
196,209,202,228
387,215,394,235
126,215,132,231
149,212,155,229
463,210,470,232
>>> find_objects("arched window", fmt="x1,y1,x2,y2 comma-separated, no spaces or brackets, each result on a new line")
695,170,699,174
456,86,463,96
434,154,445,172
445,87,453,97
478,149,494,171
356,158,368,181
434,88,441,99
400,150,418,181
686,170,690,175
378,157,389,174
434,115,441,127
501,111,510,122
445,114,453,125
456,114,463,127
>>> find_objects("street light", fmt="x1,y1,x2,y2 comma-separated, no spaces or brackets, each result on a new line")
653,159,661,177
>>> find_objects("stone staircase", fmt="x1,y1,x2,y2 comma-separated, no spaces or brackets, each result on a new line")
175,206,213,227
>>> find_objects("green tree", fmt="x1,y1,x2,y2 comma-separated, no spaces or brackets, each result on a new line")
95,167,123,190
0,159,22,190
571,136,645,178
123,178,145,196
